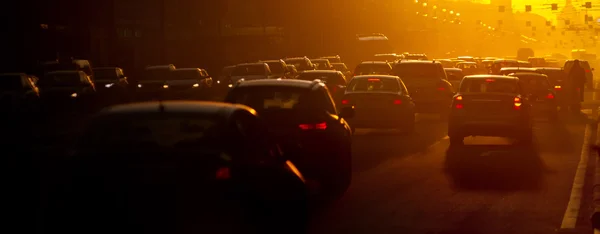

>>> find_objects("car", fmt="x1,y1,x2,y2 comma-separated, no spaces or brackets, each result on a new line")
230,63,273,83
444,68,465,87
448,75,533,145
224,79,354,197
435,59,455,68
457,56,475,62
354,61,393,75
490,59,521,74
38,70,97,111
217,65,236,87
508,72,558,120
392,60,454,115
92,67,130,105
331,62,352,78
498,67,536,76
135,64,176,100
0,73,40,112
296,70,348,104
59,101,309,234
260,59,293,79
311,58,334,70
284,57,316,72
534,67,567,108
455,62,483,75
340,75,415,132
163,68,214,99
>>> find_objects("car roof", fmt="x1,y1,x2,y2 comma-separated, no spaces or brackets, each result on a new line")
235,79,321,89
46,70,84,75
284,57,308,60
97,101,255,118
463,75,517,80
352,75,400,79
93,67,119,70
300,70,339,74
534,67,562,70
444,68,462,71
494,59,519,63
509,72,547,77
311,59,329,62
237,62,266,66
321,55,340,58
405,54,427,57
359,61,389,64
260,60,283,63
457,62,477,64
398,60,438,64
331,63,346,65
500,67,535,70
375,53,397,56
174,68,201,71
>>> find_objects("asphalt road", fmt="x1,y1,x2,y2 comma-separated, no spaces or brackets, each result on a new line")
308,111,597,234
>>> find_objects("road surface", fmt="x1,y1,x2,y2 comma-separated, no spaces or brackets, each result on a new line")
309,111,597,234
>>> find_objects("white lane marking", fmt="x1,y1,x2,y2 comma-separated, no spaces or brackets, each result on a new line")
560,124,594,229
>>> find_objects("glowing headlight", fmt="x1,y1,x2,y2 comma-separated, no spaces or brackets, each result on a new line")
192,83,200,88
228,84,233,88
70,93,78,98
137,84,142,88
104,83,114,88
163,84,169,89
217,80,221,84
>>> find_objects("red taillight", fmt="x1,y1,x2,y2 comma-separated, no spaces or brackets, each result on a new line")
546,93,555,99
455,103,464,109
216,167,230,180
393,99,402,105
331,86,338,93
586,69,591,73
454,95,463,109
514,97,522,110
299,122,327,130
341,99,349,105
437,87,446,91
455,96,463,101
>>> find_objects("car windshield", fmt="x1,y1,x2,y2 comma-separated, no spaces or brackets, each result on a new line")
348,78,400,92
173,70,202,80
313,61,329,69
93,69,118,81
392,63,438,78
231,65,266,76
536,70,565,83
355,64,391,75
39,73,82,87
459,78,518,93
80,116,223,150
264,62,284,74
0,75,26,91
142,68,172,81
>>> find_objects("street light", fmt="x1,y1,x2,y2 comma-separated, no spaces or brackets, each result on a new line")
423,3,428,7
442,9,447,12
450,10,454,15
456,13,460,16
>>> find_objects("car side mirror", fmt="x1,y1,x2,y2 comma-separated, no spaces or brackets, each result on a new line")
339,106,355,119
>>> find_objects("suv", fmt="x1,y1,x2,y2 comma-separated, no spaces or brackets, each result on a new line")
564,59,594,88
260,59,292,79
224,79,354,196
392,60,454,114
448,75,533,145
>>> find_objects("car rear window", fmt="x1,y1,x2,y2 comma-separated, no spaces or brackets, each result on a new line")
511,75,550,93
348,78,400,92
392,63,439,78
228,87,323,113
82,116,222,150
459,78,518,93
285,59,310,70
354,64,391,75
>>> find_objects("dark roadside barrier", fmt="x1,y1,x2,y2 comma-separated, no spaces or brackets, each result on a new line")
591,107,600,230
